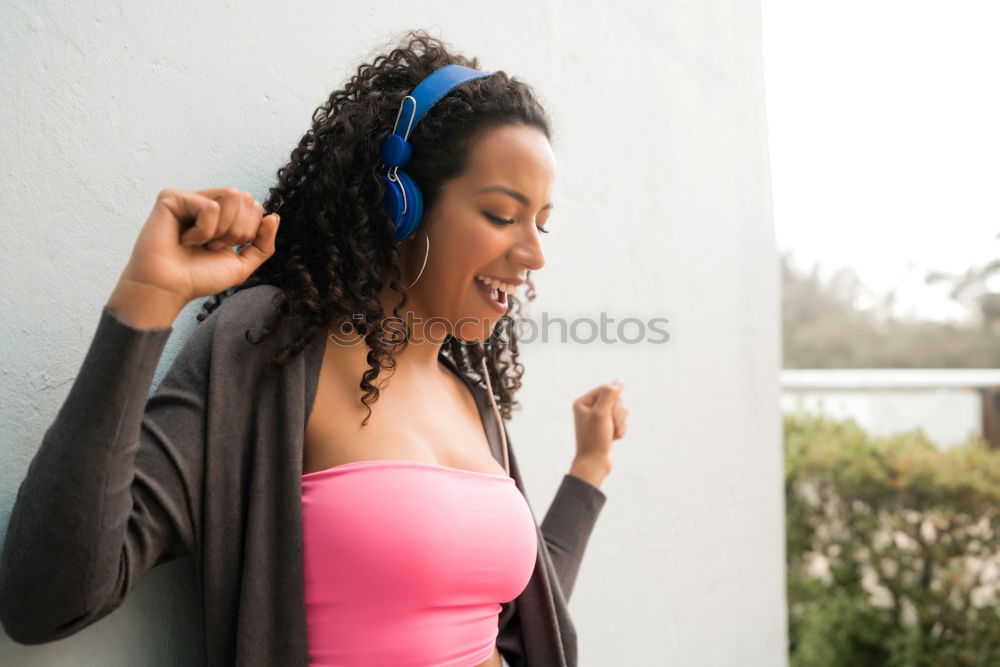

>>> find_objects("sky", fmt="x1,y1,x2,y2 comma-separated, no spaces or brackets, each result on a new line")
761,0,1000,323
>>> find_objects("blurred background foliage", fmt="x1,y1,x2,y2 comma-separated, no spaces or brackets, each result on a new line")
784,411,1000,665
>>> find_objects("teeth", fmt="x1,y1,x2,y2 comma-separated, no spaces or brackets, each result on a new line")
476,274,518,295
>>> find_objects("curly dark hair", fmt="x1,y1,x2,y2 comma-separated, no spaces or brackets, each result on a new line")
194,29,553,427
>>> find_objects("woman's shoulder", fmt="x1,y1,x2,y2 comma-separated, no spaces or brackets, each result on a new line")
207,284,319,371
210,284,287,338
161,285,288,379
217,284,285,323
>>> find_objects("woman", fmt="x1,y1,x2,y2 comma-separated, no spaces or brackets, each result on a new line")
0,30,628,666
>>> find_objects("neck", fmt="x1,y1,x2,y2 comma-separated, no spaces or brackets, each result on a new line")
369,280,449,380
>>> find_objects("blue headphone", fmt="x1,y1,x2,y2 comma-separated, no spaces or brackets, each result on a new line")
379,64,491,243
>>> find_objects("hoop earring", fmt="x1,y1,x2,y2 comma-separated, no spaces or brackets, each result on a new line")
405,230,430,289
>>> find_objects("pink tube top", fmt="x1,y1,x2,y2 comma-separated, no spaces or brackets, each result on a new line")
300,459,538,667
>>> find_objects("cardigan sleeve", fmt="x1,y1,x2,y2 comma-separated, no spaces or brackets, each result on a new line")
0,303,213,645
496,471,607,666
539,472,607,602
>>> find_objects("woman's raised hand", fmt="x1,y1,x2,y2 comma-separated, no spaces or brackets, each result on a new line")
105,187,280,328
572,379,628,476
116,187,280,308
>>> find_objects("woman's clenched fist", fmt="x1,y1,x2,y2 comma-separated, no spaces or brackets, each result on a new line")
572,378,628,475
116,187,280,307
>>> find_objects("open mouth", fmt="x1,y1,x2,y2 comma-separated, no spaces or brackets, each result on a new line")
474,276,507,308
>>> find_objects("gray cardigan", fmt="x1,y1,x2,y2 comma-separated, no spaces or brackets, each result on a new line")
0,284,607,666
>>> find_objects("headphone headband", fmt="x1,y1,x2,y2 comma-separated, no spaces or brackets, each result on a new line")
390,64,491,141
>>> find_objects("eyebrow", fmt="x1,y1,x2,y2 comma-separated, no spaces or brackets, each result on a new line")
476,185,554,211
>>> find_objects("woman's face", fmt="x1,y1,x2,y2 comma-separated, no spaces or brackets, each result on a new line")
391,123,556,343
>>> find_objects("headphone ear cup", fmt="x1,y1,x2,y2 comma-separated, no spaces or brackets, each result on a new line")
384,168,424,243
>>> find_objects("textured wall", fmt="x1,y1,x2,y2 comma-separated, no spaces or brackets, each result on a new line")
0,1,785,665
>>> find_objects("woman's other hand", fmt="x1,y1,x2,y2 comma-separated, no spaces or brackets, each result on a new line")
571,378,628,476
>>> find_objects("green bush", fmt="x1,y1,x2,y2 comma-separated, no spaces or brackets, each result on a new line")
785,412,1000,666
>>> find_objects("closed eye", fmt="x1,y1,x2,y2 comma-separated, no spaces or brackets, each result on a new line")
483,212,550,234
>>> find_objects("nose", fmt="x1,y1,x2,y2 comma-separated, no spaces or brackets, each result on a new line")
511,227,545,272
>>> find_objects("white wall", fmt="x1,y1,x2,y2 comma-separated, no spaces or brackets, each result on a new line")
0,1,785,665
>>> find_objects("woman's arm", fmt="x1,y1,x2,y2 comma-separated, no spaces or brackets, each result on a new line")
0,187,277,645
0,295,212,644
539,471,607,603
